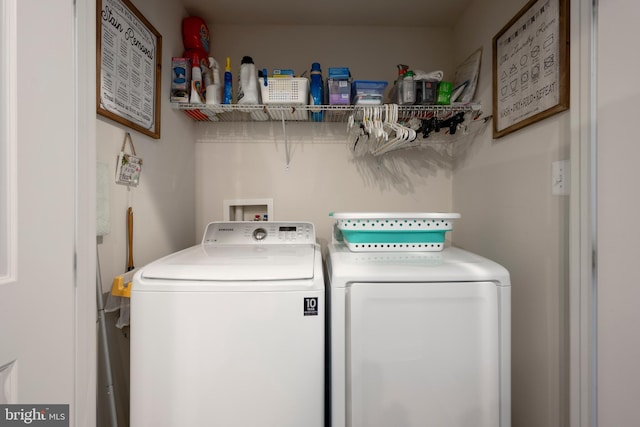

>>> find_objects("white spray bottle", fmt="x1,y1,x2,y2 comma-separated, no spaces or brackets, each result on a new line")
205,58,222,105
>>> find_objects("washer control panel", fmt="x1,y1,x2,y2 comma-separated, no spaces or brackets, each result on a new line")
202,221,316,245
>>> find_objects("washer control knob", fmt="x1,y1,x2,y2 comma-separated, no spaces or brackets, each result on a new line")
252,227,267,241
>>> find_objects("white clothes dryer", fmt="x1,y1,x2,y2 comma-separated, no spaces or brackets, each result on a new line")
325,242,511,427
130,221,324,427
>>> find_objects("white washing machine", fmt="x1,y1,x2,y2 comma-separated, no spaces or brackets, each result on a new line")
130,221,324,427
326,226,511,427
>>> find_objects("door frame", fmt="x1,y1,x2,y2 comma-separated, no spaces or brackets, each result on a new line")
0,0,17,287
75,0,97,424
569,0,597,426
70,0,598,425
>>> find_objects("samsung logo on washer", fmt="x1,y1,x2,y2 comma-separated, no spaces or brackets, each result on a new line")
217,228,234,232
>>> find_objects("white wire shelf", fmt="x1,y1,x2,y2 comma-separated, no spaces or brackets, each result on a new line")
173,102,491,159
171,102,482,123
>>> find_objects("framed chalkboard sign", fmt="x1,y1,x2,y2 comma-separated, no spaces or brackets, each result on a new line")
493,0,569,139
97,0,162,139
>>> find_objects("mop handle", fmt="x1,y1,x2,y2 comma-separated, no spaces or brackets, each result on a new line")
127,207,134,271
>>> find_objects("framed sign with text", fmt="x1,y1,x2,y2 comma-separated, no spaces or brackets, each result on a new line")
97,0,162,139
493,0,569,138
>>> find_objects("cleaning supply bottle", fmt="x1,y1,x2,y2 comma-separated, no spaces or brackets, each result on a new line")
400,70,416,105
223,57,233,104
189,63,203,104
205,57,222,105
237,56,260,105
391,64,409,104
309,62,324,122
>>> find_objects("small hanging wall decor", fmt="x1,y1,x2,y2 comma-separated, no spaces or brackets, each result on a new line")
115,132,143,186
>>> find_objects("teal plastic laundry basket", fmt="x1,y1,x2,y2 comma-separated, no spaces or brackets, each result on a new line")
330,212,460,252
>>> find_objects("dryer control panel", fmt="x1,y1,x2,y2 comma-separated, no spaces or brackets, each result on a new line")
202,221,316,245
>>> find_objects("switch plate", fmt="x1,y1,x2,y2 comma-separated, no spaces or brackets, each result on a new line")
552,160,570,196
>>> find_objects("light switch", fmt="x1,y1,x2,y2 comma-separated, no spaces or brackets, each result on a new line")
552,160,570,196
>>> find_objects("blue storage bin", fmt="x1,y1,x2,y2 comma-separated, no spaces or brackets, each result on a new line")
351,80,388,105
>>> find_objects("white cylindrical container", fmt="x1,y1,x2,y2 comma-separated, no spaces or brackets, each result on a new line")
400,71,416,105
237,56,260,104
205,58,222,105
190,66,203,104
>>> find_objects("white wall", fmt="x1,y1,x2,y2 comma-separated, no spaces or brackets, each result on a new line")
597,0,640,425
97,0,197,287
196,25,457,244
194,10,572,427
452,1,570,426
95,0,196,424
93,1,640,426
195,122,455,244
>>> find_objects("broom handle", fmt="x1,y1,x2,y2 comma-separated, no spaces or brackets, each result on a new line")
127,207,134,271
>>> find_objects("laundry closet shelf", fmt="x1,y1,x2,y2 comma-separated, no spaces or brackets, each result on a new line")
171,102,482,123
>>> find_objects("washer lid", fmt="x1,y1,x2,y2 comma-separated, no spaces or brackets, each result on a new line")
140,244,317,282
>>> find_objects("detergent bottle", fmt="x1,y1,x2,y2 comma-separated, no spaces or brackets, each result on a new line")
309,62,324,122
237,56,260,104
189,62,203,104
223,57,233,104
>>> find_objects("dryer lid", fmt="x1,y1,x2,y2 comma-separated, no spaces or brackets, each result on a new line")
326,244,510,286
140,244,317,282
